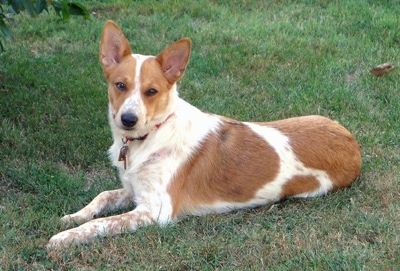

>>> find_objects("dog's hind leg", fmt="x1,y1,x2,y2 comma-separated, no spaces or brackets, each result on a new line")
60,188,133,226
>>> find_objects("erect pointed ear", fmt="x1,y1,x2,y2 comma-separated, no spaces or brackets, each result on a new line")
100,20,132,69
156,38,192,84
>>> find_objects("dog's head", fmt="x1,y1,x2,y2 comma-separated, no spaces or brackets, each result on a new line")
100,20,191,138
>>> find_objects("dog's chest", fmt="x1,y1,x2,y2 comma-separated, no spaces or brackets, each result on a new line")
109,138,181,192
113,141,172,171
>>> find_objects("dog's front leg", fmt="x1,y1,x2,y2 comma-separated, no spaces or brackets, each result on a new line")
61,188,133,226
47,205,168,249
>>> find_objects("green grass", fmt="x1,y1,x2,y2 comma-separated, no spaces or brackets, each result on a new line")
1,0,399,270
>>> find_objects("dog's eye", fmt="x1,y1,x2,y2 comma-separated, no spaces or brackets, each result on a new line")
144,88,158,97
115,82,127,91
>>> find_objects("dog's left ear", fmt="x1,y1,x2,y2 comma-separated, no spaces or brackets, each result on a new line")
156,38,192,84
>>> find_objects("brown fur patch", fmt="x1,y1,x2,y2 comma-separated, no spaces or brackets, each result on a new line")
281,175,321,198
106,57,137,114
139,58,174,122
168,120,280,218
264,115,362,190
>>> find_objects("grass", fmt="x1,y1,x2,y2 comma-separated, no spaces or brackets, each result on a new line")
0,0,399,269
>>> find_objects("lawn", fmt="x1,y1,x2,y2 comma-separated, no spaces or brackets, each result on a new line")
0,0,399,270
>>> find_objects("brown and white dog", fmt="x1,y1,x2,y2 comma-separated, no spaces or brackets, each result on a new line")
47,21,362,248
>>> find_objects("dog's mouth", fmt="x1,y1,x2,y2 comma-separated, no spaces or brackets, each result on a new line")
117,123,150,139
121,126,135,131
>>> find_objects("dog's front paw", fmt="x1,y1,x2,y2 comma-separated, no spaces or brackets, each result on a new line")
46,230,80,250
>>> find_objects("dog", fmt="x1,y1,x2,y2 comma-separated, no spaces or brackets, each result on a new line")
47,20,362,248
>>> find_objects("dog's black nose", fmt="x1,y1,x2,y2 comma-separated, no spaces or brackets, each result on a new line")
121,113,138,128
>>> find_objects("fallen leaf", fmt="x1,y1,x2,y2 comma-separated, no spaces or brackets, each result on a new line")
370,62,395,77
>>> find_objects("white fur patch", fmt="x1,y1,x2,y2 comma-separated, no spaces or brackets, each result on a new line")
244,122,333,199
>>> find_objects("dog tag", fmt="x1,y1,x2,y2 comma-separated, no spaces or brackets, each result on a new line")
118,145,129,169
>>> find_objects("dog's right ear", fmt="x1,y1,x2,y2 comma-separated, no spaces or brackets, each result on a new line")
156,38,192,84
100,20,132,69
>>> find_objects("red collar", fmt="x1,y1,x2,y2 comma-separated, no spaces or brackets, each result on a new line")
124,114,173,142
